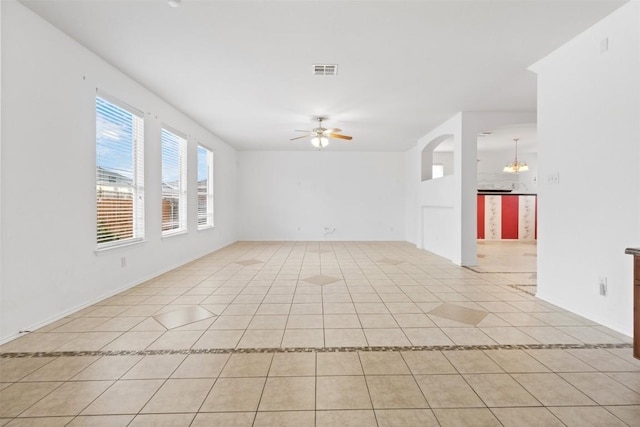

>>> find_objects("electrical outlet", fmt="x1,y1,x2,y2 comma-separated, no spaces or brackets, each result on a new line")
598,276,607,296
121,257,127,268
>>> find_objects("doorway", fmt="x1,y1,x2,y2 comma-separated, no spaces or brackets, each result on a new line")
474,124,538,295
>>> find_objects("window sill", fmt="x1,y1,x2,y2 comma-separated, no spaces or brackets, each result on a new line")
198,225,215,231
162,230,188,239
95,238,145,254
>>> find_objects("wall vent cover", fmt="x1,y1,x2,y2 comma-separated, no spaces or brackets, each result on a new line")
313,64,338,76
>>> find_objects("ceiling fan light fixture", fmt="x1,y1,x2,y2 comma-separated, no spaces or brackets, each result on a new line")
311,136,329,149
290,117,351,148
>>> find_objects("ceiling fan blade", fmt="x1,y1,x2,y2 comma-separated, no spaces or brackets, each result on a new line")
327,134,353,140
324,128,342,133
294,129,313,133
290,134,311,141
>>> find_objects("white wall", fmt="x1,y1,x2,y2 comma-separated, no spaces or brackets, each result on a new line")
415,115,465,263
420,175,456,260
237,151,405,241
404,146,419,244
0,1,3,340
0,1,237,342
531,0,640,335
412,112,536,266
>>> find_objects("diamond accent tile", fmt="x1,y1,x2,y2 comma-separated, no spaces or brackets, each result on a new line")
428,303,489,326
378,258,404,265
233,259,263,266
302,275,341,286
153,306,216,330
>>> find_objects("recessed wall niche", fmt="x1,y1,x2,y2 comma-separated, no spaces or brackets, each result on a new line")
421,134,454,182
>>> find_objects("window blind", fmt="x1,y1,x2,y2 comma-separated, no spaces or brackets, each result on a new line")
197,145,214,228
162,127,187,234
96,95,145,248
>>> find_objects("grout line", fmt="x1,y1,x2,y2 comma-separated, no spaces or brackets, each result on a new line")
121,352,190,423
12,378,67,419
227,244,279,349
279,243,300,349
401,352,433,418
314,350,318,427
189,352,233,426
356,350,379,426
336,242,368,348
601,404,639,426
250,351,276,425
439,348,490,411
320,244,327,350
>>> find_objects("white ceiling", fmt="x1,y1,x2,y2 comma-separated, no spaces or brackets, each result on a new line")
479,123,538,153
22,0,626,152
435,123,538,153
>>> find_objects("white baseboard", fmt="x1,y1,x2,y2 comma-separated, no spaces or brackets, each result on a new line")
0,240,237,346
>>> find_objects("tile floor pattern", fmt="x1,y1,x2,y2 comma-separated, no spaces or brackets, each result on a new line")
474,240,538,295
1,241,639,426
473,240,537,274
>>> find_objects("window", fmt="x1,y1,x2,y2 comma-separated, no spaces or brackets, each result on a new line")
432,164,444,179
197,145,214,228
161,127,188,235
96,94,145,248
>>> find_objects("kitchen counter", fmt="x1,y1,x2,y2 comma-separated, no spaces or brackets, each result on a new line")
478,192,537,196
626,248,640,360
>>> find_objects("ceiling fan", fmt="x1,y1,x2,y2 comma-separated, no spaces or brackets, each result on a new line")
290,117,353,149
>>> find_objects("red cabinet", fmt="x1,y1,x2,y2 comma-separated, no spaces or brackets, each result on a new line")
501,196,520,239
477,194,537,240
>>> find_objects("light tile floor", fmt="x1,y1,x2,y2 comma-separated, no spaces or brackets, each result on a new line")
1,241,639,426
475,240,538,295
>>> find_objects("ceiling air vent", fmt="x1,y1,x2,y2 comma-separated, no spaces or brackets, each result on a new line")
313,64,338,76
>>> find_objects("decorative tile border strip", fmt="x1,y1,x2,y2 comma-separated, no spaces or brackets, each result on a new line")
1,342,633,359
463,266,538,295
464,266,537,275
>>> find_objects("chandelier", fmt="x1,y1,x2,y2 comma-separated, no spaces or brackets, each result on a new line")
503,138,529,173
